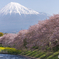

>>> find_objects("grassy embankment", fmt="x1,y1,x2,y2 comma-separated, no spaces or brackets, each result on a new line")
20,49,59,59
0,45,59,59
0,44,21,55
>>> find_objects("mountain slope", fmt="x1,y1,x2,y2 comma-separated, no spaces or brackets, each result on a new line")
0,2,39,15
0,2,49,33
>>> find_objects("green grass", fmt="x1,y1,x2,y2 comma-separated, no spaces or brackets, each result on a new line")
0,44,3,47
50,54,59,59
26,50,37,56
21,50,31,55
20,49,59,59
34,52,46,58
0,47,59,59
47,51,59,59
0,47,21,55
40,52,53,59
0,47,5,52
30,50,40,57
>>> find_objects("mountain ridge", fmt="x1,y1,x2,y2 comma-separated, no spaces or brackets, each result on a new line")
0,2,50,33
0,2,39,15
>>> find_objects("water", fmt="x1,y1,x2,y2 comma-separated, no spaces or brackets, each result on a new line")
0,54,28,59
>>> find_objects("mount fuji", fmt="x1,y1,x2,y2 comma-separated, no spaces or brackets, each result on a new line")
0,2,50,33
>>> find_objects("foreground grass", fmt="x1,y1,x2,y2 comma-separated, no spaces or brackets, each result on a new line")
20,49,59,59
0,47,21,55
0,47,5,52
0,47,59,59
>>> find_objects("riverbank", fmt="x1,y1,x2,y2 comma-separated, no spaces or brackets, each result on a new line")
0,47,37,59
18,49,59,59
19,54,38,59
0,54,37,59
0,47,59,59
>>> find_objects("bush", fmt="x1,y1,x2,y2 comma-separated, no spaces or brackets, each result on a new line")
52,45,59,52
23,38,27,48
0,44,3,47
32,46,39,49
0,32,4,37
45,46,51,51
4,47,22,54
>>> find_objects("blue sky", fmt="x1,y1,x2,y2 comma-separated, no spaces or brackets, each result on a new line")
0,0,59,15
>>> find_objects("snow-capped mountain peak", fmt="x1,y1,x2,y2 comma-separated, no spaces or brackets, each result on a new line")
0,2,39,15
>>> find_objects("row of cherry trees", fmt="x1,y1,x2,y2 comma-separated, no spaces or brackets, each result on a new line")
0,14,59,51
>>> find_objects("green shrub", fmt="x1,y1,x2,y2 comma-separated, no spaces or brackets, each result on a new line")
45,46,51,51
35,52,45,58
4,47,21,55
0,32,4,37
52,45,59,52
32,46,39,49
50,54,59,59
23,38,27,48
0,44,3,47
47,51,59,59
21,51,31,55
27,50,37,56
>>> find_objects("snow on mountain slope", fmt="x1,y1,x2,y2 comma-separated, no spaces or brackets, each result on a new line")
0,2,39,15
0,2,50,33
